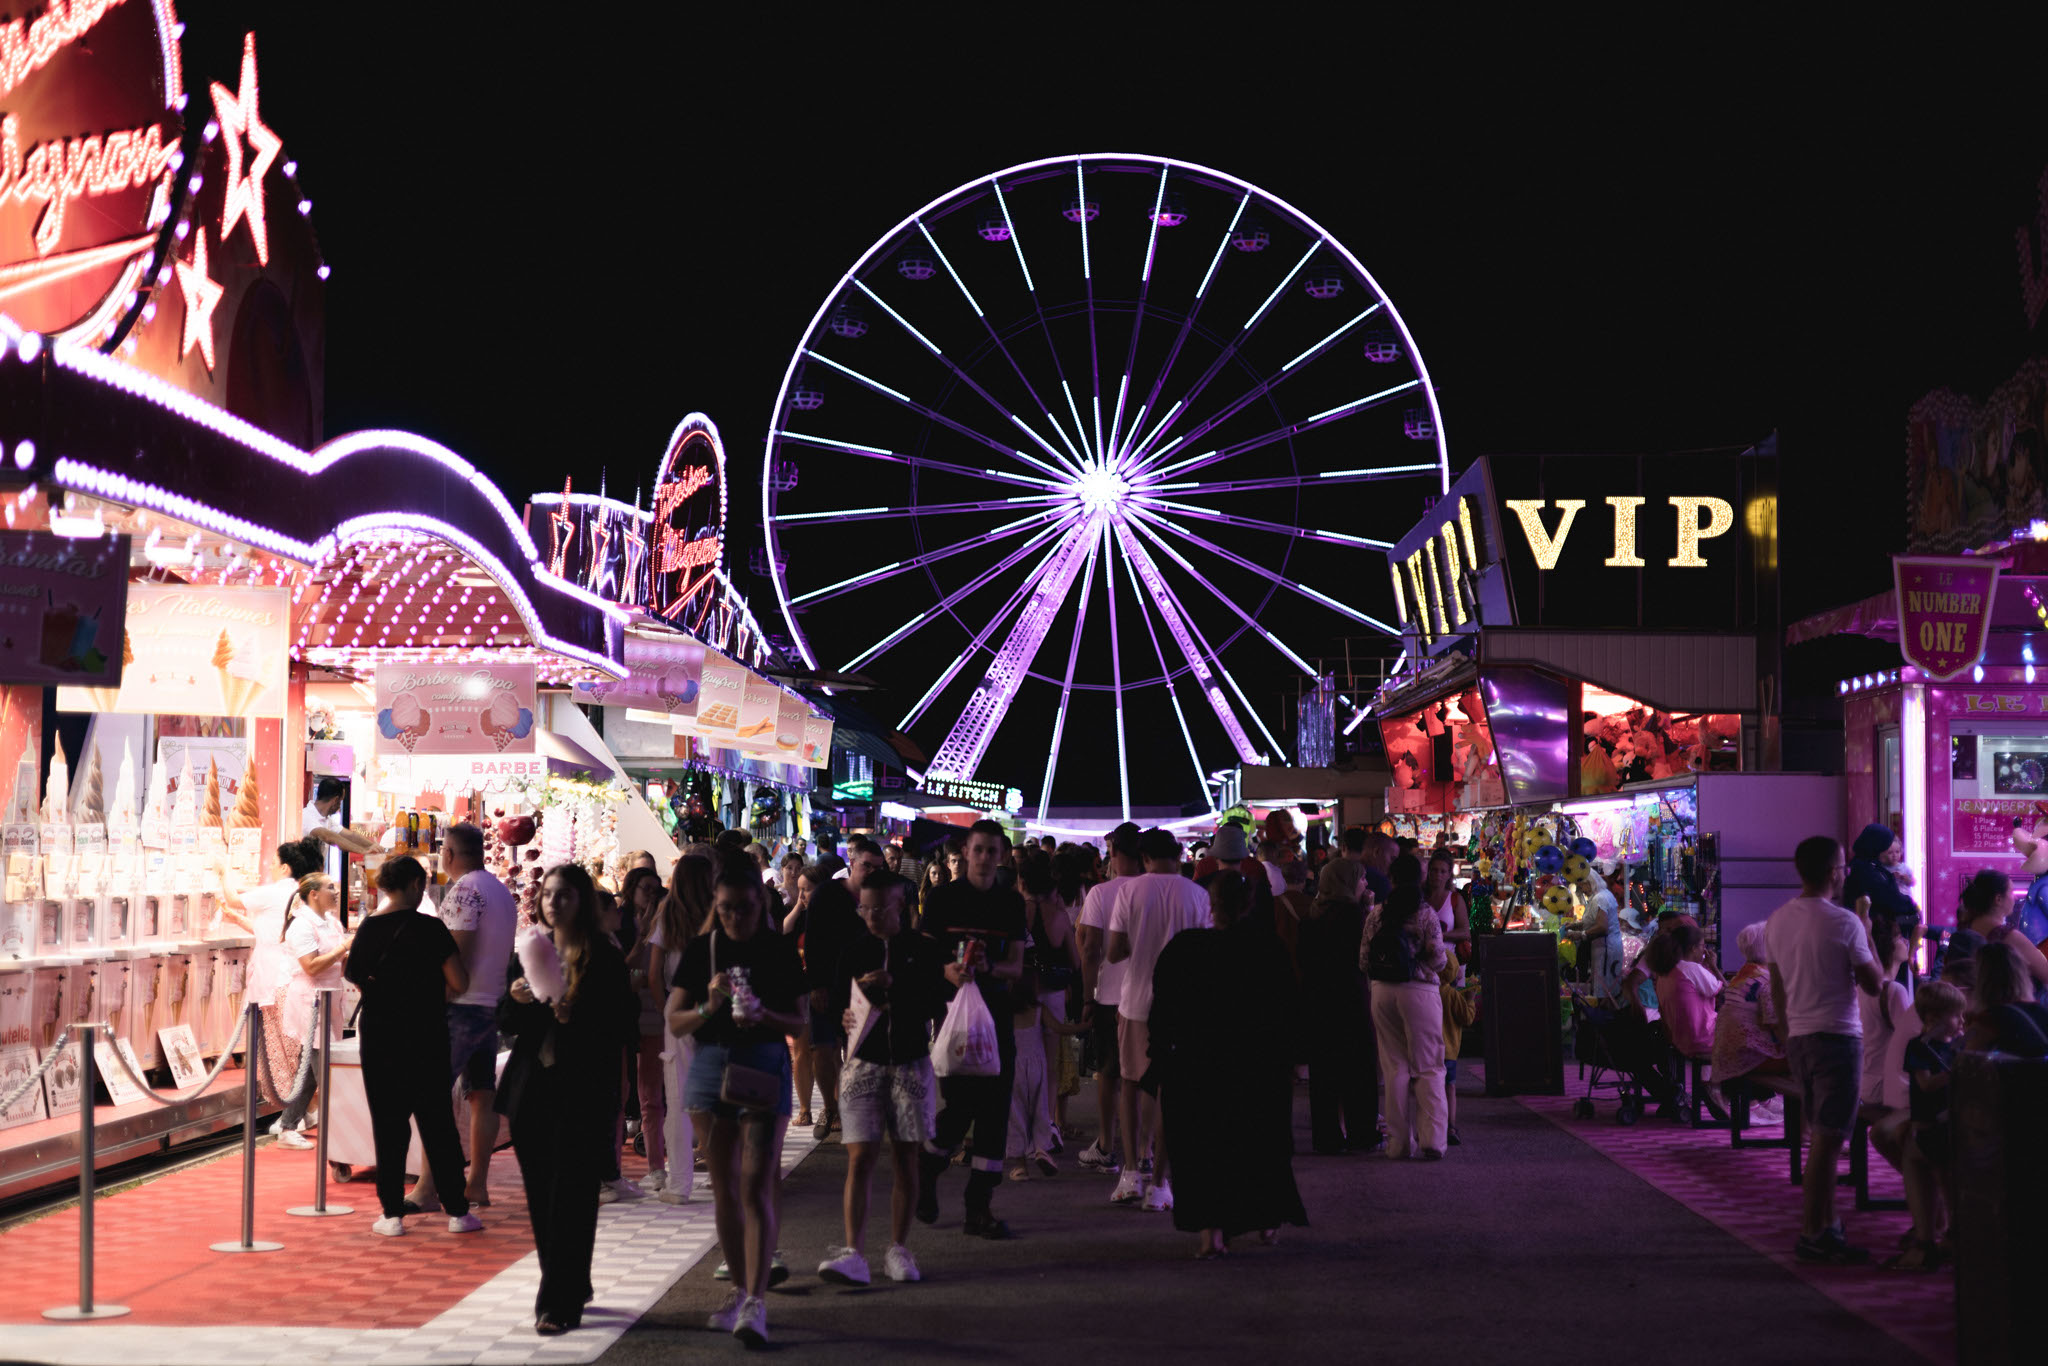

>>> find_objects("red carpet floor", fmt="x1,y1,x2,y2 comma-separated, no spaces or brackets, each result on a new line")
1517,1090,1953,1365
0,1136,653,1328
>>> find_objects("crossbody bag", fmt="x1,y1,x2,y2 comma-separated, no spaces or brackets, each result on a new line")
710,931,784,1112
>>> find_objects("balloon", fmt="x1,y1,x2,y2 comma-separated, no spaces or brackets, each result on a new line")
1541,884,1572,916
1535,843,1565,874
1570,837,1598,860
1564,854,1590,882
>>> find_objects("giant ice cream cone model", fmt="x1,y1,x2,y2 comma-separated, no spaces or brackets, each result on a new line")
109,750,136,836
7,755,32,824
41,737,68,824
200,759,222,832
170,753,195,833
82,632,131,711
77,745,104,827
231,764,261,829
211,630,236,714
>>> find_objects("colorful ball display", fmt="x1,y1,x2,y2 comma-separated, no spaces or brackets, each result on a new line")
1541,883,1572,916
1534,844,1565,875
1564,854,1590,883
1570,837,1598,860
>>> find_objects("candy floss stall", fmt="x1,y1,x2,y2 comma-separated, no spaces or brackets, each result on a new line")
0,10,628,1197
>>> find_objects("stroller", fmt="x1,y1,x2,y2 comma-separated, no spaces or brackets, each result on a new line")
1569,987,1651,1125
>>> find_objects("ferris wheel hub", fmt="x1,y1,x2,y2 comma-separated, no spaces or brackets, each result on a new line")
1074,465,1132,516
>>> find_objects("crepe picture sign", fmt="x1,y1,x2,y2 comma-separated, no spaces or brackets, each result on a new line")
375,664,535,755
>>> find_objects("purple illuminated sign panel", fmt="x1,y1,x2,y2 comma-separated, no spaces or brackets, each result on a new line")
1894,555,2000,682
0,531,130,686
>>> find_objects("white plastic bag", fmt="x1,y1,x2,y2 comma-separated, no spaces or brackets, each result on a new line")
931,983,999,1078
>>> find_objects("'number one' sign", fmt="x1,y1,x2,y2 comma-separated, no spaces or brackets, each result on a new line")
1894,555,2002,681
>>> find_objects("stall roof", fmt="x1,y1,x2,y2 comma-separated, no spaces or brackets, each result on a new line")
1788,574,2048,646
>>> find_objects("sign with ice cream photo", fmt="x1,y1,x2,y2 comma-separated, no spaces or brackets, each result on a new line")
373,663,535,756
0,531,132,687
54,584,287,717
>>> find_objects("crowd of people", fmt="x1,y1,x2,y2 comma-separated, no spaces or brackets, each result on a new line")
240,806,2048,1344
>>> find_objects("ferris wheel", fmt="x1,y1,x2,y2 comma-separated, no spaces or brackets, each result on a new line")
759,154,1448,818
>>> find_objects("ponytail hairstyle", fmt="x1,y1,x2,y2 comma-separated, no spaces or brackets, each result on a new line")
283,871,333,941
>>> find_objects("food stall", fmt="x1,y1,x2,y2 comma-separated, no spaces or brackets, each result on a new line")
0,9,630,1198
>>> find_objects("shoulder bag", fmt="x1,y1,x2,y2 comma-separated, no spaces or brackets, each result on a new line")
710,931,785,1112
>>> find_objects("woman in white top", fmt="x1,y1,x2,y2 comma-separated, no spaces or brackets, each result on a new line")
1363,871,1451,1159
274,871,353,1146
1858,911,1916,1173
245,841,324,1130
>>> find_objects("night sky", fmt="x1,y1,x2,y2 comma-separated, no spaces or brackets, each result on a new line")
205,9,2048,806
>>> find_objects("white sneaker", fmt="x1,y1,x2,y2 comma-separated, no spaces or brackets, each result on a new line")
1077,1139,1119,1172
643,1168,666,1193
602,1177,645,1202
448,1213,483,1233
655,1181,690,1205
883,1244,921,1283
705,1287,745,1332
597,1183,619,1204
267,1116,287,1136
818,1245,871,1286
733,1294,768,1346
1110,1170,1146,1205
370,1215,405,1237
275,1129,313,1150
1142,1180,1174,1213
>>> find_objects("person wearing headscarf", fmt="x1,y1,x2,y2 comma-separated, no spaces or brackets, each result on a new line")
1843,824,1920,945
1296,859,1378,1153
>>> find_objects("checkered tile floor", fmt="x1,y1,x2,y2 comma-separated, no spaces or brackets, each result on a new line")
0,1094,824,1364
1517,1088,1952,1365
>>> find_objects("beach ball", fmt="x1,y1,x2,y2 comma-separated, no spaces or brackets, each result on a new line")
1564,854,1590,883
1570,837,1598,860
1535,843,1565,875
1541,883,1572,916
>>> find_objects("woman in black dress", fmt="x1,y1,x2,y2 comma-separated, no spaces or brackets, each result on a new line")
497,863,638,1335
1148,869,1307,1259
341,856,476,1238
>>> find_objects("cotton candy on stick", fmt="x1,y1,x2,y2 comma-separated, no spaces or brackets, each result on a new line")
516,925,565,1004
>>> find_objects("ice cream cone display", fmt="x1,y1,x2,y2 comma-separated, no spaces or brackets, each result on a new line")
77,745,104,827
170,753,195,830
7,755,31,825
230,764,261,829
109,750,136,835
219,629,268,716
201,758,223,830
41,736,68,824
210,630,235,713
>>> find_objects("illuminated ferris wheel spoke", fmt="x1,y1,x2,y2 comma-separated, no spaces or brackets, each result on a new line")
1111,521,1263,764
801,347,1065,476
1035,529,1103,823
1132,302,1387,476
775,494,1066,524
1099,520,1132,821
1125,495,1392,550
898,527,1081,731
1119,530,1212,800
848,515,1082,675
773,430,1062,490
1128,194,1249,461
1128,505,1398,638
1148,462,1439,497
1121,512,1321,673
1104,167,1172,467
789,507,1070,608
1126,238,1323,467
1075,161,1106,466
1143,378,1424,484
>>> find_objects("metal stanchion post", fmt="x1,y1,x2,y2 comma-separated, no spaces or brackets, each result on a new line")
211,1003,283,1253
44,1023,130,1320
288,989,351,1217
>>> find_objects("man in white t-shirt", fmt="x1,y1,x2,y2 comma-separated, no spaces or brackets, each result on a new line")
1074,821,1141,1176
1256,836,1288,900
406,822,517,1213
1106,827,1210,1213
1764,834,1882,1265
299,777,375,888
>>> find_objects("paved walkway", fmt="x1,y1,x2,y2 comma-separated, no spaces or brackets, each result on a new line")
599,1072,1944,1365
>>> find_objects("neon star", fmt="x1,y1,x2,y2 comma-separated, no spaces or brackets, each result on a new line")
211,32,283,265
548,479,577,576
584,511,613,595
175,227,224,370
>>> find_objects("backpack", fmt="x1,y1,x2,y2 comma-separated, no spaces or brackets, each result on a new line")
1364,912,1419,984
1025,905,1076,994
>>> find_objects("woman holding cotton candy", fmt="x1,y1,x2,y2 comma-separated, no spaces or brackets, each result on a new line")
497,863,638,1336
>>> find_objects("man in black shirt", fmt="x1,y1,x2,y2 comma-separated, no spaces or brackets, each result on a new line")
803,841,879,1142
916,819,1027,1238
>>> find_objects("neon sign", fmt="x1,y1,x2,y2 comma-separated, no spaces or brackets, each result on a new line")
0,0,183,340
648,413,726,625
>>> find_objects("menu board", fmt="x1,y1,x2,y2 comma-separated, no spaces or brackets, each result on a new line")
1953,798,2037,856
688,651,747,741
0,532,131,687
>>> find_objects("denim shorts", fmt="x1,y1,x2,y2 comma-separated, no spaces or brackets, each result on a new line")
447,1003,501,1094
685,1038,794,1120
809,1001,845,1048
1786,1031,1861,1135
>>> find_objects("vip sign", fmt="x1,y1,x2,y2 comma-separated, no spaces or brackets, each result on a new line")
0,0,184,341
1502,497,1736,571
1389,495,1481,646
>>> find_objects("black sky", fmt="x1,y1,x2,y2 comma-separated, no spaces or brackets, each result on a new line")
192,7,2048,805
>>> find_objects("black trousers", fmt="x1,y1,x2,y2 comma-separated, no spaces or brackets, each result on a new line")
1307,1002,1377,1148
512,1103,608,1322
362,1039,468,1220
924,1037,1016,1210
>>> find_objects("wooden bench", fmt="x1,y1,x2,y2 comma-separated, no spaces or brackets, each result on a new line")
1726,1072,1801,1185
1669,1050,1733,1131
1850,1109,1908,1213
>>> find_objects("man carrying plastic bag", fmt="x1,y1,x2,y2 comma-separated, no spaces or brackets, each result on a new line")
916,819,1028,1239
